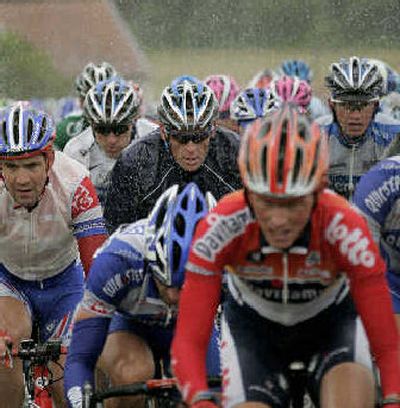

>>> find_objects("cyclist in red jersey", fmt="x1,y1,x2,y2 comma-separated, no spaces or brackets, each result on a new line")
172,104,400,408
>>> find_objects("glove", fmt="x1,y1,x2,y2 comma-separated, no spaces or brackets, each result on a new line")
0,330,12,368
382,396,400,407
191,401,219,408
190,391,220,408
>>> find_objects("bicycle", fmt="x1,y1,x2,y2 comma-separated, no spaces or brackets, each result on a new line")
4,338,66,408
82,377,221,408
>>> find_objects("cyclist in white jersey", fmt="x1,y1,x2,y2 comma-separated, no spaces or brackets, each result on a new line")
0,103,107,407
63,77,142,205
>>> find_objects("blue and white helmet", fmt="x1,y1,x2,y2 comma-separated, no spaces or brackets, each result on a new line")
325,56,384,101
230,88,278,127
84,77,141,125
170,75,203,94
0,102,54,158
75,61,117,99
146,183,214,287
158,81,218,131
280,59,313,83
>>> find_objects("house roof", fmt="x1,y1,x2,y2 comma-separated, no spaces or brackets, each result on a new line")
0,0,148,80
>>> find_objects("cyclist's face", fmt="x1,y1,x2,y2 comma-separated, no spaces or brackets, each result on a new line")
332,100,377,137
166,128,213,172
247,192,314,249
154,279,180,305
93,124,132,159
2,155,50,209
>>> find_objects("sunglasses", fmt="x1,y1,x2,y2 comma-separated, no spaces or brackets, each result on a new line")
167,129,212,144
332,100,376,111
93,123,130,136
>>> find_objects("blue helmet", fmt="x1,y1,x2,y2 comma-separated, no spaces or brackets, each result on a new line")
280,59,313,83
146,183,212,287
0,102,54,158
170,75,204,95
230,88,279,128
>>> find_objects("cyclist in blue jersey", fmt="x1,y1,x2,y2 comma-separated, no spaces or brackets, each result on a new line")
354,156,400,330
230,87,278,136
64,183,220,408
318,56,400,201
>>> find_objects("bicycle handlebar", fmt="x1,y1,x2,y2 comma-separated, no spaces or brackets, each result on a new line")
3,339,67,368
83,377,221,408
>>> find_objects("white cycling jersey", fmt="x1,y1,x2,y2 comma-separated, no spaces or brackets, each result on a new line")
63,126,116,201
0,151,105,281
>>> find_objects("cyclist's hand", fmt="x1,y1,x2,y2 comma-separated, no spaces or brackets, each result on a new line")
0,330,12,367
190,391,220,408
191,401,219,408
382,395,400,407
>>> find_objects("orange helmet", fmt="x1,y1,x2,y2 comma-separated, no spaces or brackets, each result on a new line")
238,104,328,197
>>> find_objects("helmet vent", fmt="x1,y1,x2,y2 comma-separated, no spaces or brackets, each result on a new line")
292,148,303,185
12,110,20,145
27,118,34,143
277,119,288,184
261,145,268,183
174,212,186,237
105,91,113,122
308,140,320,185
172,242,182,277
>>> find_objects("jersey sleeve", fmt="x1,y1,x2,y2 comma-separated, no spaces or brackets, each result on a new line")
172,205,246,403
325,206,400,396
71,176,107,274
353,158,400,244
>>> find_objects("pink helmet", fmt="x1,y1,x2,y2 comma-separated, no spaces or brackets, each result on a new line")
270,75,312,112
204,74,240,116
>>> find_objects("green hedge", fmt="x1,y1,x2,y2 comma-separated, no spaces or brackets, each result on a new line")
0,31,70,99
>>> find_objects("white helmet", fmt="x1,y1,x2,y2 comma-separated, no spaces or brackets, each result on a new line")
75,62,117,99
325,56,384,101
84,77,141,125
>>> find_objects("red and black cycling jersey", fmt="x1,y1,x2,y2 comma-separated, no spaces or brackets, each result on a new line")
172,188,400,403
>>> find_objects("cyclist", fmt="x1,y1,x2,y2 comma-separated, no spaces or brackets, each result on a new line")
204,74,241,133
104,80,242,233
54,61,117,150
0,103,107,407
172,105,400,408
278,59,330,120
64,183,220,408
230,87,278,136
353,156,400,331
269,75,312,114
63,77,142,205
318,56,400,201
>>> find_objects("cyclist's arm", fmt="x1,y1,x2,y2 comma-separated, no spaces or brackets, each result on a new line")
332,210,400,397
71,176,108,275
172,271,222,404
64,249,135,407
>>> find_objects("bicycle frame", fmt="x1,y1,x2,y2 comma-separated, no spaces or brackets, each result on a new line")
9,339,66,408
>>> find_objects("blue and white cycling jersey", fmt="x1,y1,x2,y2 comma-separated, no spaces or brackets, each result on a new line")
80,219,178,326
354,156,400,309
317,112,400,201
